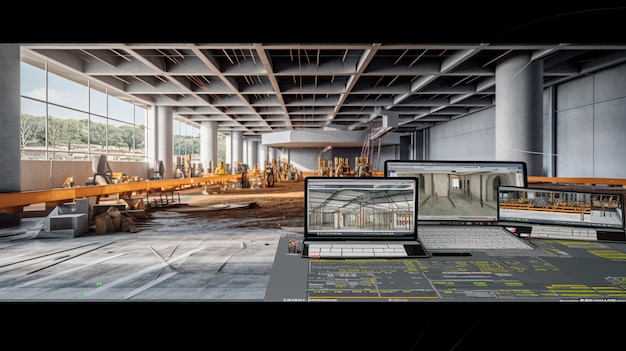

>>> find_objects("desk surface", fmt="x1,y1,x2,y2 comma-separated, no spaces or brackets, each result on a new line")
265,235,626,302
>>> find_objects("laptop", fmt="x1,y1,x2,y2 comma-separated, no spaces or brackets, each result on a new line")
384,160,534,252
498,185,626,242
301,176,429,259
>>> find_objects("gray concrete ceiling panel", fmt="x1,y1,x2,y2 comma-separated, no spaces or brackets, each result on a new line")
20,43,626,148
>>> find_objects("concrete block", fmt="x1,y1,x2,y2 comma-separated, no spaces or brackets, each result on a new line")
58,198,89,215
42,213,88,238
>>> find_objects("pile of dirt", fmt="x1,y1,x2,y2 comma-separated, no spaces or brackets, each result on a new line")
159,180,305,229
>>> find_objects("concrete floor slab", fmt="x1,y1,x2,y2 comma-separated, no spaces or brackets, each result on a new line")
0,210,284,302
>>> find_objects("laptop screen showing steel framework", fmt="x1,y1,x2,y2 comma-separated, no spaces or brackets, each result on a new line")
498,186,625,230
304,176,418,241
384,160,527,223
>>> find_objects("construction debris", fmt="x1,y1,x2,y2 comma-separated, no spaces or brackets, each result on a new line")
122,198,145,210
167,202,259,213
94,207,139,235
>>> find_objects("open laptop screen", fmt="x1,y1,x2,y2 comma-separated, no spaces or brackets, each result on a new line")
304,177,418,240
498,186,625,229
384,160,527,223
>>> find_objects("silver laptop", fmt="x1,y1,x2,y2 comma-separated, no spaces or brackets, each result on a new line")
301,176,429,259
384,160,534,252
498,185,626,242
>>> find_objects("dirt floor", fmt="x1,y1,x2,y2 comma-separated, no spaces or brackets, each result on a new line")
154,180,305,229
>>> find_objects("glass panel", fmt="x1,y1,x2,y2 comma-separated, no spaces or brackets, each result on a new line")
172,118,201,159
133,106,147,162
89,114,107,156
217,133,226,164
107,118,136,160
20,98,47,158
47,71,89,112
135,105,146,125
173,119,183,156
47,105,89,160
108,94,134,123
20,61,148,163
183,122,192,155
20,62,46,100
21,149,46,160
133,124,146,161
190,123,201,163
90,87,108,117
68,151,90,161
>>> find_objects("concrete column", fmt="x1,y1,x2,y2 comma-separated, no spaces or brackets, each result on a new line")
145,106,157,173
155,106,174,179
258,143,267,169
231,131,243,168
241,138,246,167
495,51,543,176
0,44,21,227
267,147,277,164
543,85,557,176
200,121,218,173
225,133,232,169
247,139,258,170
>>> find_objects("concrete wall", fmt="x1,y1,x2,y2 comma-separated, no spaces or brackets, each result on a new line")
556,63,626,177
555,75,595,177
21,160,150,191
281,148,320,171
428,108,496,160
426,62,626,178
278,145,398,174
542,86,556,176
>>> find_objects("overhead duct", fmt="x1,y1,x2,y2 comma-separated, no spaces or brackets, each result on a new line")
370,112,398,140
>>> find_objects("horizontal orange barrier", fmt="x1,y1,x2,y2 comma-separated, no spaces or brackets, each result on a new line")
0,174,243,212
528,176,626,187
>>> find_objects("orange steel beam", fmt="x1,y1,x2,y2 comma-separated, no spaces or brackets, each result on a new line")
8,174,624,213
0,174,242,212
528,176,626,187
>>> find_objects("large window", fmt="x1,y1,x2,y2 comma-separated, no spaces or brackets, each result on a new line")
19,61,147,161
173,117,201,161
47,105,89,160
19,98,47,160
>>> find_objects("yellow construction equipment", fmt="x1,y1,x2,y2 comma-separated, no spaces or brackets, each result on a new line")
214,161,226,174
62,176,75,188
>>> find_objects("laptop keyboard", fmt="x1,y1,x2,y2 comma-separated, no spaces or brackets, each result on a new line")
418,226,534,250
306,243,408,258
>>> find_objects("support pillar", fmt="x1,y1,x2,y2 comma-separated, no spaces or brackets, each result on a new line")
0,44,22,227
246,139,259,170
495,51,543,176
155,106,174,179
231,131,243,170
200,121,218,173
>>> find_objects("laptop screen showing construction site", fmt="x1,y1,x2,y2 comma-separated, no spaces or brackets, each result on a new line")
301,176,428,258
384,160,528,223
498,185,626,241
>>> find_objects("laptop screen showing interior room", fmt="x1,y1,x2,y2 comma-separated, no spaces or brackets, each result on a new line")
384,160,534,251
384,160,528,223
498,185,626,242
301,176,429,258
